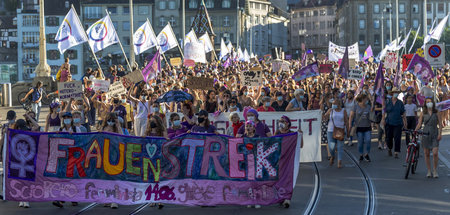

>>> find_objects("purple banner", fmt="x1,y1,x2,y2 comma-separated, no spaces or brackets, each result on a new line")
406,54,435,84
292,62,319,81
3,130,299,206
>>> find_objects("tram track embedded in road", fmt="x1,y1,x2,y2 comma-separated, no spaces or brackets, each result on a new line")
71,203,98,215
303,162,321,215
344,149,376,215
129,203,150,215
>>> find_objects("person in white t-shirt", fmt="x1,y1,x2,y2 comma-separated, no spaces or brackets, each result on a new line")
404,94,418,146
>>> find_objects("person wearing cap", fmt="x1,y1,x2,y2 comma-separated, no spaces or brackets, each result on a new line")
45,102,61,132
382,87,406,158
286,89,306,111
271,91,289,112
257,96,275,112
190,110,217,134
236,109,271,138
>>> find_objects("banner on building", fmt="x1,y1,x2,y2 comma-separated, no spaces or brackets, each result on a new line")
166,110,322,163
3,129,300,206
328,42,360,62
57,81,83,101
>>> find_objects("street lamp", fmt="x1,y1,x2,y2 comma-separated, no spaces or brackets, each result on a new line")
382,6,386,48
388,0,392,42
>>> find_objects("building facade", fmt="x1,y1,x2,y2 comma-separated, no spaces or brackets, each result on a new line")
153,0,181,58
336,0,450,55
16,0,84,82
0,16,18,83
289,0,337,58
80,0,153,70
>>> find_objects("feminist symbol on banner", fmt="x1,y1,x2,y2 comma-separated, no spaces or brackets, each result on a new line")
9,134,37,180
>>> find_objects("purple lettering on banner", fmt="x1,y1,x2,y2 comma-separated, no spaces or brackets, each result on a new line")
4,129,300,206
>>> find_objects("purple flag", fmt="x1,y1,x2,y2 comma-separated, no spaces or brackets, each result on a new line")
356,72,366,95
292,62,319,81
222,55,231,68
393,60,402,88
374,62,385,104
363,45,373,61
338,46,349,79
141,50,160,83
406,54,434,84
437,99,450,111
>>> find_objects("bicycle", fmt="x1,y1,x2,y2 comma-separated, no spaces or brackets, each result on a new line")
403,129,429,179
18,88,57,111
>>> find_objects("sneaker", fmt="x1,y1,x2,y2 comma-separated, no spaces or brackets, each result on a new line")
23,202,30,208
433,170,439,178
110,203,118,209
282,200,290,208
427,170,432,178
247,205,252,208
158,203,164,209
359,155,364,162
254,205,261,209
364,154,371,162
19,202,24,207
52,201,64,208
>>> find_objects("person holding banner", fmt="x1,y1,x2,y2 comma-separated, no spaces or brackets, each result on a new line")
145,115,168,139
415,98,443,178
237,109,272,138
190,110,218,134
181,102,197,130
324,98,348,168
226,112,243,137
168,113,188,138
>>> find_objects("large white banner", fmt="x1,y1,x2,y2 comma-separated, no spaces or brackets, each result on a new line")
328,42,360,62
167,110,322,163
184,41,207,63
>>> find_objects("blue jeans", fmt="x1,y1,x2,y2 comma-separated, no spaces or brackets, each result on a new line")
357,130,372,155
31,102,41,122
327,132,344,161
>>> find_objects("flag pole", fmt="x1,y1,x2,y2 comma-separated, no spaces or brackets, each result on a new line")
105,9,132,72
168,22,184,59
71,4,103,73
147,18,170,66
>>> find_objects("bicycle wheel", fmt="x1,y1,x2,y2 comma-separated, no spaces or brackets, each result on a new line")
404,148,413,179
17,91,27,105
41,90,51,105
412,148,419,174
18,91,32,111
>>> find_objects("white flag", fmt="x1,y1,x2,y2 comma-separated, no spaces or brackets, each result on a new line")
227,42,233,52
396,29,411,51
243,49,250,62
238,47,244,61
55,8,88,54
133,20,158,55
430,14,449,41
86,15,119,53
423,18,437,47
220,38,229,60
199,33,213,53
184,30,198,45
156,23,178,54
184,40,207,64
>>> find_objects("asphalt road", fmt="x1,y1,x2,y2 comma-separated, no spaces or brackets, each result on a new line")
1,106,450,215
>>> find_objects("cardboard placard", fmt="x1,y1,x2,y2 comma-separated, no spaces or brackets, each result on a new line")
108,81,127,98
186,77,214,90
368,57,374,63
121,70,144,88
348,69,364,80
250,66,262,71
240,70,263,86
93,79,110,92
170,57,182,67
319,64,333,73
385,52,398,69
57,81,83,101
349,58,357,69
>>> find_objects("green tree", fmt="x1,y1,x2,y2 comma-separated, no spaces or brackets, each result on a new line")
442,27,450,62
405,30,424,54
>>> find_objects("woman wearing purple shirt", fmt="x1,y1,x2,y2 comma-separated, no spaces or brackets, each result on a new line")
236,109,272,137
190,110,218,134
168,113,188,138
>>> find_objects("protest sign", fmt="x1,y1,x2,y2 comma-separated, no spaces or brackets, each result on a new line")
240,70,263,86
272,60,290,72
250,66,262,71
3,129,300,206
93,79,110,92
349,58,357,69
184,59,195,67
170,57,182,67
406,54,434,84
285,54,292,60
319,64,333,73
184,41,207,64
185,77,214,90
108,81,127,98
57,81,83,101
348,69,364,80
121,70,144,88
402,54,414,71
385,52,398,69
292,62,319,81
167,110,322,163
328,42,360,62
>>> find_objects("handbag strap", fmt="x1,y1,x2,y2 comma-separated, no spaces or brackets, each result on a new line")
423,113,433,127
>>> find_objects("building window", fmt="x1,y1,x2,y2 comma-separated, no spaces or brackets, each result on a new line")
300,12,304,17
426,3,431,13
374,20,380,29
320,10,326,16
255,16,259,25
123,21,130,31
314,21,319,30
22,15,39,27
222,0,230,8
46,33,57,44
438,3,444,13
327,8,334,15
373,4,380,13
306,22,311,30
123,6,129,14
47,50,60,60
399,4,405,13
320,21,325,29
299,23,305,30
313,10,318,16
123,37,130,45
169,16,176,26
159,1,166,10
359,4,365,14
138,6,149,15
224,16,230,26
107,7,117,14
359,20,365,29
22,32,39,43
359,34,365,45
206,0,214,8
169,0,176,9
386,20,391,28
413,19,419,28
374,34,380,46
327,21,333,28
84,7,102,19
399,19,406,29
46,17,59,26
64,50,77,60
412,4,419,13
112,21,118,30
159,17,166,27
189,0,197,8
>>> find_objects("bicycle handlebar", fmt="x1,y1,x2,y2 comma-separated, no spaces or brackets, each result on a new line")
402,129,429,136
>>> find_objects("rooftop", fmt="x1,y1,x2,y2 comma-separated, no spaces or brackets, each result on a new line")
0,16,16,29
81,0,153,4
290,0,336,9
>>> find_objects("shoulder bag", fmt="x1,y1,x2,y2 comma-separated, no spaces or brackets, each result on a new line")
332,111,345,141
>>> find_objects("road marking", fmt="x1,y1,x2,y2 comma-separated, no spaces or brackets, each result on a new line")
438,152,450,169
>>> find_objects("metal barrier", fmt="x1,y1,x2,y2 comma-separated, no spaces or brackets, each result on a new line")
2,83,12,107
